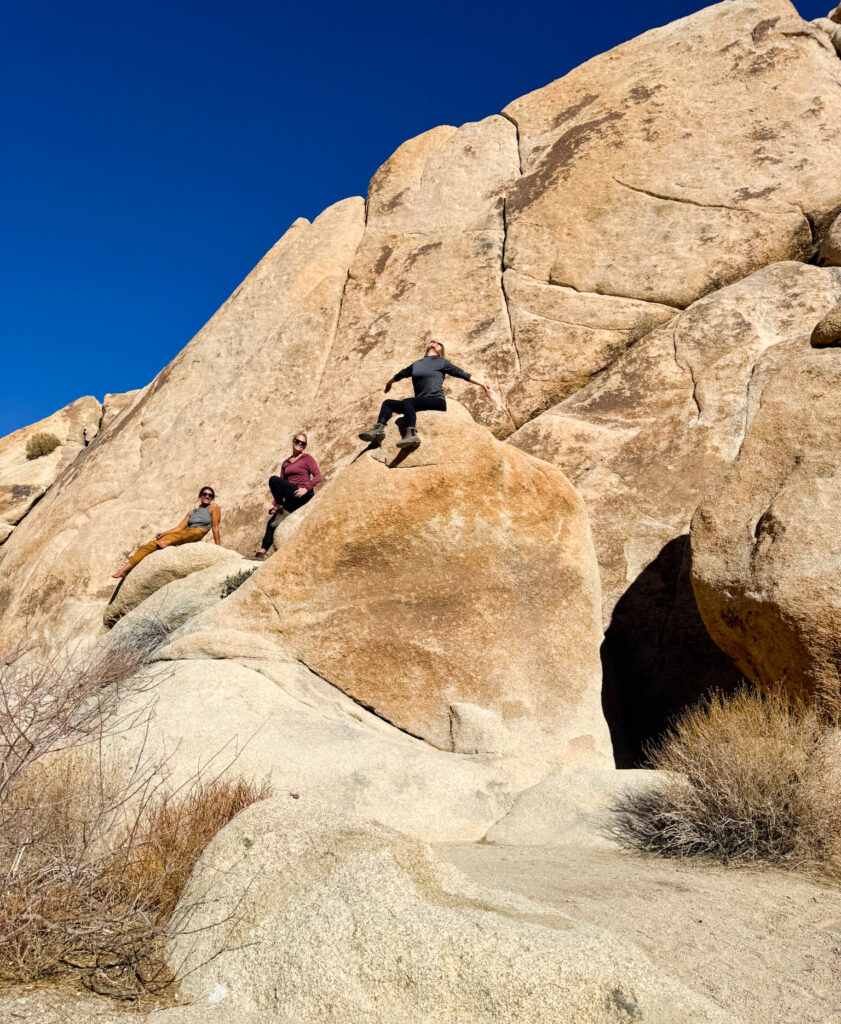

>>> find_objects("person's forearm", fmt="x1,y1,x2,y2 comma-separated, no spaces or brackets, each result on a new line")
212,528,221,545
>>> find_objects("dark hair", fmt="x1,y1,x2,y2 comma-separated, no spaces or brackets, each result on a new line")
199,486,216,500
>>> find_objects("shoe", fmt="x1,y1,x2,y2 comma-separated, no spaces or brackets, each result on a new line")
359,422,386,445
396,427,421,448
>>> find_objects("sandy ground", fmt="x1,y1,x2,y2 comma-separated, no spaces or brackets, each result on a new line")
439,843,841,1024
1,845,839,1024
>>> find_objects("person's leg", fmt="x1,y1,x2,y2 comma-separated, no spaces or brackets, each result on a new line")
284,489,314,514
359,400,404,444
376,399,405,425
269,475,297,508
258,512,282,554
396,397,446,447
127,538,160,569
157,527,207,549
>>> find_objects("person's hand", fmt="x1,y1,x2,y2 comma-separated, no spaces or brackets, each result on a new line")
482,383,492,400
384,379,393,393
155,532,163,540
294,486,307,498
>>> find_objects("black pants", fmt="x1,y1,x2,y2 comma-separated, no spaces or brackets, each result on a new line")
260,476,313,549
377,395,446,429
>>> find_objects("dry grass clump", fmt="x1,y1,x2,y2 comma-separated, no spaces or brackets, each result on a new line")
610,687,841,875
25,432,61,460
0,634,270,996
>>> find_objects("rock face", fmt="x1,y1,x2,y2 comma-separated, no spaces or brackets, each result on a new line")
169,800,737,1024
0,395,101,541
183,404,611,766
691,346,841,704
510,263,841,757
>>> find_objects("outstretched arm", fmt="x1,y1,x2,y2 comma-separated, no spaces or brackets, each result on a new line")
386,364,414,392
443,360,492,400
466,375,492,400
210,504,222,545
157,513,190,540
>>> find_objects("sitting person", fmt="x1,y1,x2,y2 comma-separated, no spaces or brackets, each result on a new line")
254,433,321,559
358,339,491,448
112,486,221,578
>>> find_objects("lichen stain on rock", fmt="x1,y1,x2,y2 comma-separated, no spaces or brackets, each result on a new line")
551,92,598,129
507,111,626,216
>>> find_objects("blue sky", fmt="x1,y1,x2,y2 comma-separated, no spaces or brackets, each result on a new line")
1,0,828,435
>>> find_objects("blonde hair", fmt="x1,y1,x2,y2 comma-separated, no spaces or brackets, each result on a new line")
426,340,445,358
293,432,307,443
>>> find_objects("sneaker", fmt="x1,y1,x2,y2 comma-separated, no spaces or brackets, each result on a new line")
359,422,386,445
396,427,421,448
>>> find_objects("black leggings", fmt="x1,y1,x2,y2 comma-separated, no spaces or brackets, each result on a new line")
259,476,313,550
377,395,446,429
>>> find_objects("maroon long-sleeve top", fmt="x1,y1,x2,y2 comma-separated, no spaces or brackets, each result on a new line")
281,453,322,491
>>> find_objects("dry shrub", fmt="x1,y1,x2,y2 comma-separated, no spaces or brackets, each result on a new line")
610,687,841,874
0,633,271,996
25,432,61,460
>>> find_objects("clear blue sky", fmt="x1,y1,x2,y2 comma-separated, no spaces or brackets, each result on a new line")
1,0,827,436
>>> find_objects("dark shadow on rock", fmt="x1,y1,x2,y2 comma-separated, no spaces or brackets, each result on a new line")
107,576,126,607
601,534,742,767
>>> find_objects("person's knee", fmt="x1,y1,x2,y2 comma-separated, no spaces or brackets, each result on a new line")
269,475,282,487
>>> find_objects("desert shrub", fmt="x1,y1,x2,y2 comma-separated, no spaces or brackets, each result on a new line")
221,567,256,599
25,432,61,460
0,637,271,995
609,687,841,875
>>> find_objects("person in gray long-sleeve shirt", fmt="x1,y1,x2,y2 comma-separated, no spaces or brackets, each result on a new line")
358,340,491,449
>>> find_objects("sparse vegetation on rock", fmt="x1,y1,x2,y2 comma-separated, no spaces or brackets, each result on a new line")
24,431,61,460
0,636,270,996
221,567,256,598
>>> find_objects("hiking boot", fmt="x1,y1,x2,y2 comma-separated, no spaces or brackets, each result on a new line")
396,427,421,448
359,422,386,445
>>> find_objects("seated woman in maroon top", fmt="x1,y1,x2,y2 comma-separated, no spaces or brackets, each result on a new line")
254,432,322,559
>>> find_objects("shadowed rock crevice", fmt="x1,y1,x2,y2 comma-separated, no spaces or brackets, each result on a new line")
601,535,742,765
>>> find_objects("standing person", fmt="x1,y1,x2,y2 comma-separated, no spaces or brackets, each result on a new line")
358,340,492,449
254,433,322,559
112,487,221,579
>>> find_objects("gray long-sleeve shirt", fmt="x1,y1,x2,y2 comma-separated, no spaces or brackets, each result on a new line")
393,356,472,401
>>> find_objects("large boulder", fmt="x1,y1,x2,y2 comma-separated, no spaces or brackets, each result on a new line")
691,346,841,703
0,395,101,538
168,800,737,1023
182,403,611,767
510,263,841,757
104,542,243,626
503,0,841,309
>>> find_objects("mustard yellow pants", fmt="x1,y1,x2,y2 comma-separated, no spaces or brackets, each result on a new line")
128,527,208,568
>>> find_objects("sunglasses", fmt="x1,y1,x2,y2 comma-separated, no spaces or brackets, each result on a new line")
200,492,214,498
293,439,307,447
